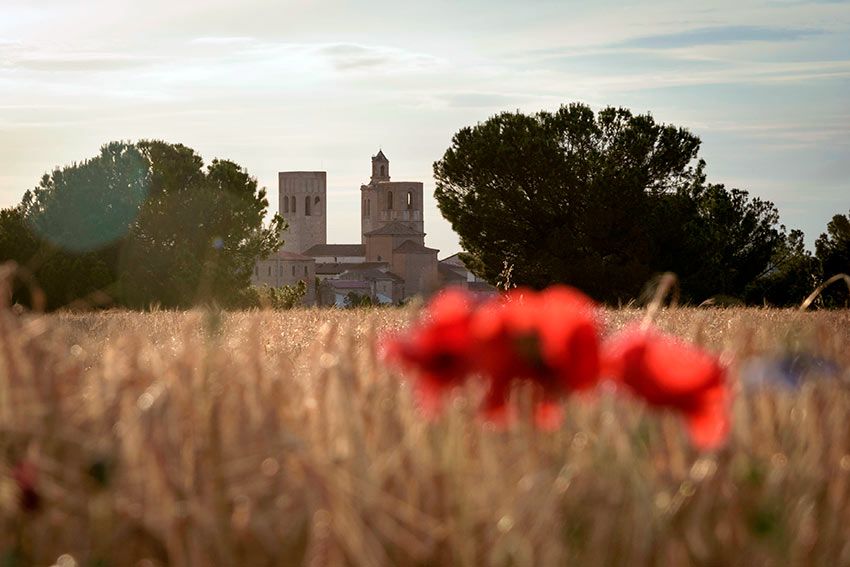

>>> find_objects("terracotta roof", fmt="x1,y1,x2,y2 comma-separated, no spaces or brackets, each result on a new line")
266,250,313,261
393,240,439,254
364,221,422,236
302,243,365,257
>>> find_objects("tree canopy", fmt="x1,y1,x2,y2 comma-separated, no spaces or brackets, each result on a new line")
0,141,283,309
815,210,850,306
434,103,799,304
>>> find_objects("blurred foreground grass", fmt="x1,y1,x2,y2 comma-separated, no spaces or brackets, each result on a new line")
1,306,850,566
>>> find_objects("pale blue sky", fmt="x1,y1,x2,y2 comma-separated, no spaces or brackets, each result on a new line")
1,0,849,256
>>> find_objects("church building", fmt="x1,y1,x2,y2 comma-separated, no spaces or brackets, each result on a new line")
252,151,440,305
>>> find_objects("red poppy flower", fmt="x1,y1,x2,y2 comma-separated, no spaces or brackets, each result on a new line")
472,286,601,426
603,324,729,449
382,288,478,415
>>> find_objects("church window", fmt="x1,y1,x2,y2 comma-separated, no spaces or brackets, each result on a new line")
387,191,393,210
291,196,296,213
304,265,308,276
292,265,296,276
305,196,311,216
407,192,413,210
268,266,271,276
380,164,386,177
284,195,289,213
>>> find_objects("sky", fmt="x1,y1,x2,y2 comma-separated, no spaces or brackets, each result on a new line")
1,0,849,257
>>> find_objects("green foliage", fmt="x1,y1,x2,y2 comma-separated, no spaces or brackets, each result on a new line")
815,210,850,306
344,291,373,308
1,143,148,309
434,103,793,304
23,142,149,253
315,277,334,307
434,104,702,301
118,141,284,308
254,280,308,310
0,141,283,310
0,207,38,269
745,229,819,306
664,180,791,303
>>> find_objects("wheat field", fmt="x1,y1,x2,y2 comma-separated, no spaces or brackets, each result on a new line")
1,303,850,566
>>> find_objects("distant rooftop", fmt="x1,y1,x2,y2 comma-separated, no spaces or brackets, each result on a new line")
364,221,423,237
316,261,389,275
265,250,313,261
438,263,466,280
302,243,365,257
440,252,465,265
394,240,439,255
340,268,404,282
326,280,371,290
345,262,390,271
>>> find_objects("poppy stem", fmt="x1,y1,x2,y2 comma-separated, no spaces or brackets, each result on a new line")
641,273,679,331
799,273,850,310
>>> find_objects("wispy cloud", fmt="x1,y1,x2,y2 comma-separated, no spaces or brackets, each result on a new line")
699,118,850,150
190,36,255,45
0,1,847,254
0,39,162,73
184,38,443,75
615,25,825,49
9,53,161,72
439,92,529,109
315,43,440,71
769,0,850,5
503,43,850,94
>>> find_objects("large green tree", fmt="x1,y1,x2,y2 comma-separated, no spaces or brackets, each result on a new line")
678,183,787,301
434,103,791,303
0,141,283,309
434,104,702,301
118,141,284,308
2,143,146,309
815,210,850,306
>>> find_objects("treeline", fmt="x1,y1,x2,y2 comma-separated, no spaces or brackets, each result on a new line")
434,103,849,307
1,106,848,311
0,141,284,310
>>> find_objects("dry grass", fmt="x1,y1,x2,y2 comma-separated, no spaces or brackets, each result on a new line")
1,304,850,566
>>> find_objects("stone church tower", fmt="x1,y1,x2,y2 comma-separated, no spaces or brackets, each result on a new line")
371,150,390,183
360,150,424,242
279,171,327,253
